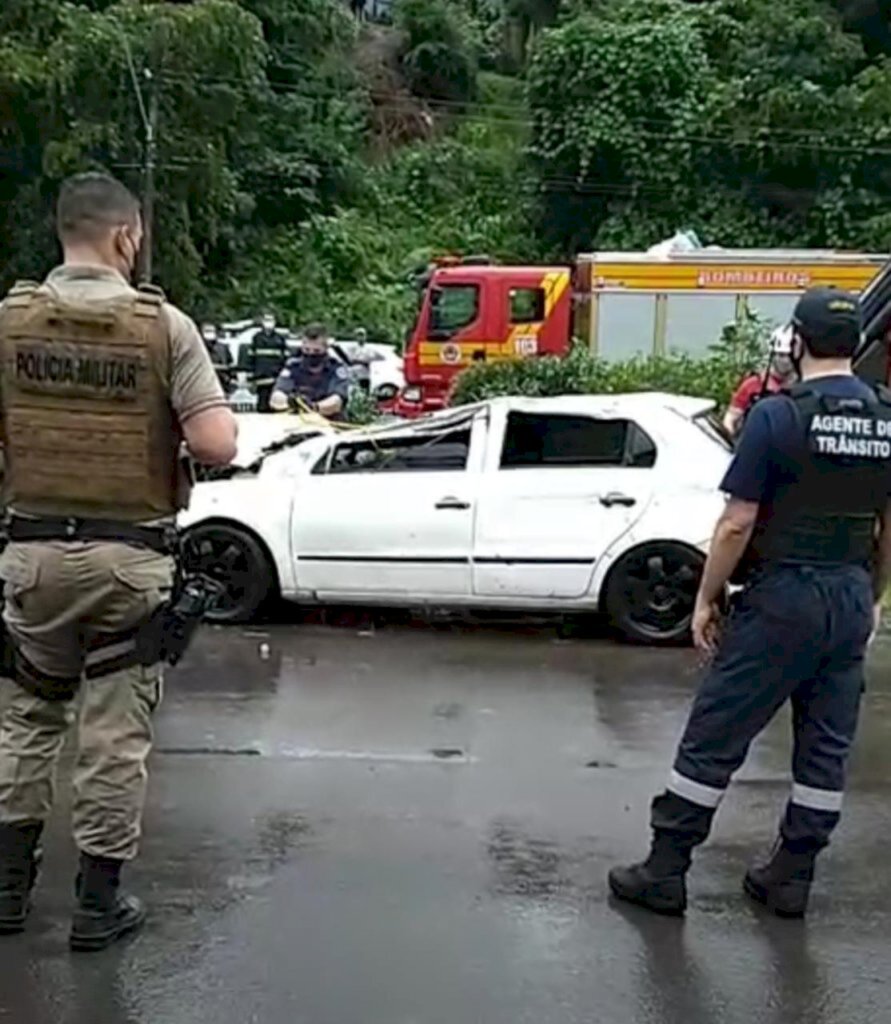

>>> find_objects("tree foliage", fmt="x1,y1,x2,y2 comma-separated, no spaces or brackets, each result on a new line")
0,0,365,307
221,82,534,340
395,0,480,104
526,0,891,253
6,0,891,349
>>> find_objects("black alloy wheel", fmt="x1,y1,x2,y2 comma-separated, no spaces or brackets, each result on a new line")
181,523,275,624
604,542,704,645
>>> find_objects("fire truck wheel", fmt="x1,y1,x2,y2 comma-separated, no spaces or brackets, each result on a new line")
603,542,704,646
182,522,277,624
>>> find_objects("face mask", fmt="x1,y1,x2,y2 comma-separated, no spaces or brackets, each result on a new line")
773,354,794,379
303,352,325,369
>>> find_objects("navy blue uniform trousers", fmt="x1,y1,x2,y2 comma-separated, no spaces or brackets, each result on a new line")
653,565,873,856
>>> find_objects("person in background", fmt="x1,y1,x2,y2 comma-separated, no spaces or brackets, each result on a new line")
351,327,382,393
201,322,233,392
723,325,797,439
269,323,351,421
243,312,289,412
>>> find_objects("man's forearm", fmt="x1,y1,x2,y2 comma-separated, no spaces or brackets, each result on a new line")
317,395,344,417
723,408,742,437
697,518,755,604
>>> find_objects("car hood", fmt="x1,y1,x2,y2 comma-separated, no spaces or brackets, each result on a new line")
229,413,333,467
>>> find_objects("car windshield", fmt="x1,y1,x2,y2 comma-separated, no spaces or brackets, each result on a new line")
693,410,733,452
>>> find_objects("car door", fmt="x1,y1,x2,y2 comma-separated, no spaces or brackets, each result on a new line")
292,413,486,600
472,406,656,601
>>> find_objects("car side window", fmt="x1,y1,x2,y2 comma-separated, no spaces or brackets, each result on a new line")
429,285,479,339
499,413,656,469
313,428,471,475
509,288,546,324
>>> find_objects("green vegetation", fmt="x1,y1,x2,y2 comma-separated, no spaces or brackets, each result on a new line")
221,72,533,341
4,1,891,340
452,309,771,409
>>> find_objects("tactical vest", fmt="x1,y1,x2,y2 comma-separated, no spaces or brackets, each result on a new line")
0,279,183,522
741,382,891,575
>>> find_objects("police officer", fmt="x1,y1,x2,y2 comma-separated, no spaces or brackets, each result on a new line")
201,321,234,392
0,173,238,950
269,323,351,420
610,287,890,919
243,311,289,412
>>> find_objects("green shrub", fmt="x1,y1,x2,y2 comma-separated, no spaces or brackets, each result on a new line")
346,387,381,425
451,309,773,409
404,41,478,103
395,0,480,105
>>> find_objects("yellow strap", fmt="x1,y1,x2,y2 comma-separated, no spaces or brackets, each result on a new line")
288,396,363,431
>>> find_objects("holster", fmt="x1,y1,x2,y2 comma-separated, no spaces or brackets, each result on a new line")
85,575,224,679
134,576,226,669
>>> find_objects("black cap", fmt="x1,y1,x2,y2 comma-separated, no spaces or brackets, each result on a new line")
792,286,862,356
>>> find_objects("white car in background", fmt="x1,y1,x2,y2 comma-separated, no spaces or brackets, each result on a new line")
332,339,405,403
180,393,731,644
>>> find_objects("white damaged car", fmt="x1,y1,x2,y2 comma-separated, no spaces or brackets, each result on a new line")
180,393,732,644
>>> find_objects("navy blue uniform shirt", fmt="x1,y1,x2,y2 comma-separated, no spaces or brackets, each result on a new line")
273,356,351,418
721,375,889,505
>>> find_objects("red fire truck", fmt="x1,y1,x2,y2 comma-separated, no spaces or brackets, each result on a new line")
395,248,887,417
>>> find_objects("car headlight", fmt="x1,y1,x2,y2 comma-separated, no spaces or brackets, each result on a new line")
375,383,399,401
401,385,422,403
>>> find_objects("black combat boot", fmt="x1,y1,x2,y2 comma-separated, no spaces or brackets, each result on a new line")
70,853,146,952
744,839,815,919
0,821,44,934
608,834,691,916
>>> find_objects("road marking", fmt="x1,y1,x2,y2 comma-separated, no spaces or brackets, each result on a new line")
157,745,477,764
275,747,477,764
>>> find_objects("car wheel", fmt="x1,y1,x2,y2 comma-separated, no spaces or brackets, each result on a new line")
603,542,704,646
181,523,275,624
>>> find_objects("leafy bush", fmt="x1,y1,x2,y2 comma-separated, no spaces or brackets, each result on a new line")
451,310,772,409
395,0,480,104
345,387,381,425
219,94,536,342
404,40,478,104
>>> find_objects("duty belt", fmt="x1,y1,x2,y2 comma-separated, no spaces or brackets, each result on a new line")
5,515,178,556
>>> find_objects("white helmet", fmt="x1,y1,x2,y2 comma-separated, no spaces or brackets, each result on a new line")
769,324,794,356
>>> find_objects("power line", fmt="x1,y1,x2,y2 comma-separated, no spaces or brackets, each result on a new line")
153,68,891,159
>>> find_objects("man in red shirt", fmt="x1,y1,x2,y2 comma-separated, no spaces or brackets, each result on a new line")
723,326,797,439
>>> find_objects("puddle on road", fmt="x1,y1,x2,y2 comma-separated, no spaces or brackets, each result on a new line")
487,820,568,899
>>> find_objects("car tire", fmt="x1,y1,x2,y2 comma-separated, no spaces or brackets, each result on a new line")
603,542,704,646
181,523,276,624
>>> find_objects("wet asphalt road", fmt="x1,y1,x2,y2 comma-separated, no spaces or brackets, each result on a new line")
1,617,890,1024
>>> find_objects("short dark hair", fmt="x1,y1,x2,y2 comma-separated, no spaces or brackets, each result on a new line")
56,172,141,243
304,323,328,342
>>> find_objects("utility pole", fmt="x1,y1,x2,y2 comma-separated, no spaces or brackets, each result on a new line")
140,73,159,283
122,34,158,283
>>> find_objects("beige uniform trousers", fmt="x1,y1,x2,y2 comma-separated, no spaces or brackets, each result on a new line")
0,541,173,860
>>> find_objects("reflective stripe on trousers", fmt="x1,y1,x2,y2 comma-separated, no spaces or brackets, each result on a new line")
655,565,871,853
